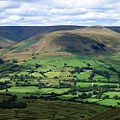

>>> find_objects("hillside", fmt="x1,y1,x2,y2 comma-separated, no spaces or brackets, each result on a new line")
0,26,83,42
0,26,119,42
2,26,120,60
0,37,16,49
90,108,120,120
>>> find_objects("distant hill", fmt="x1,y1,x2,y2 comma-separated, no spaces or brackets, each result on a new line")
0,26,119,42
0,37,16,49
108,26,120,33
2,26,120,60
0,26,83,42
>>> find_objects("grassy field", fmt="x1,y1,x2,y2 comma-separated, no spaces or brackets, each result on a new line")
0,86,70,95
75,72,91,80
97,99,120,107
76,82,119,87
0,78,10,82
83,98,99,103
44,71,71,79
104,92,120,98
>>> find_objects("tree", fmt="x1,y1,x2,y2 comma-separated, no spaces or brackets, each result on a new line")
117,72,120,88
113,95,119,100
64,63,67,66
96,92,103,99
35,64,41,69
102,95,109,99
5,88,8,92
87,63,91,68
97,43,105,49
88,73,95,81
79,92,87,99
12,59,18,63
0,59,4,64
91,45,100,54
104,71,110,82
91,43,106,54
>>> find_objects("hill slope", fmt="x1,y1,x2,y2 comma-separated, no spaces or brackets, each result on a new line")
90,108,120,120
0,26,119,42
6,26,120,52
0,37,16,49
1,26,120,60
0,26,83,42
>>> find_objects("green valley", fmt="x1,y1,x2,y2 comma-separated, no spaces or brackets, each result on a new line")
0,26,120,120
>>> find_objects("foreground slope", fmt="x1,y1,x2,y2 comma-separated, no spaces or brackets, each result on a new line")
0,99,108,120
90,108,120,120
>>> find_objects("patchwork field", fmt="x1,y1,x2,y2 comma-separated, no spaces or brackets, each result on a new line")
0,55,120,102
0,54,120,119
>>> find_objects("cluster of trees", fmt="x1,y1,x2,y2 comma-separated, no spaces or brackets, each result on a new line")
0,81,11,90
38,81,73,89
0,94,27,108
0,101,27,109
79,92,92,99
71,66,84,74
59,82,71,88
113,95,120,100
101,85,118,89
23,94,59,101
89,69,110,82
11,74,41,86
0,58,4,64
91,43,106,54
71,66,92,74
109,66,117,73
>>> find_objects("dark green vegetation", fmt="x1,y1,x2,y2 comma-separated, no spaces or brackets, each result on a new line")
0,98,108,120
0,93,27,109
0,26,120,119
90,108,120,120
